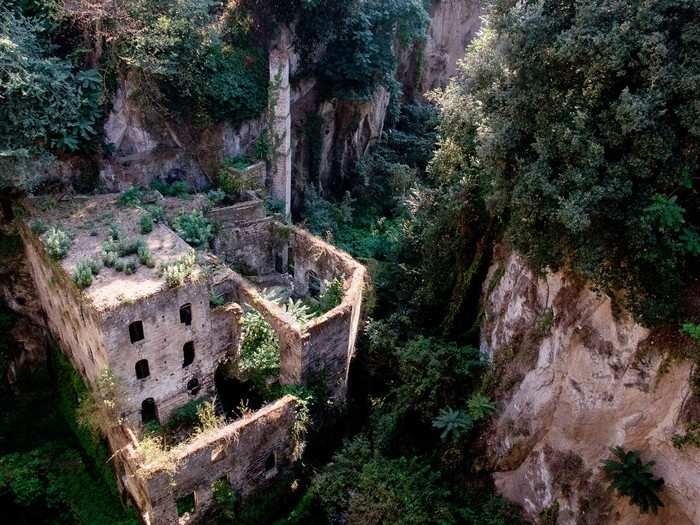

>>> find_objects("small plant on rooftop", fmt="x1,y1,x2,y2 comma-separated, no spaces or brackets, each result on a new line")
118,186,144,207
117,237,145,257
137,244,155,268
124,260,137,275
173,211,213,248
160,252,196,288
140,213,154,234
30,219,47,235
602,447,664,514
109,224,123,241
144,204,165,223
42,226,71,260
73,259,95,289
102,250,118,268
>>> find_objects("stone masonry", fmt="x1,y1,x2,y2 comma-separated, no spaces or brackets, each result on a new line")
20,193,366,523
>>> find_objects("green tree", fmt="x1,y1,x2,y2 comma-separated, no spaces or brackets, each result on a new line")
0,7,102,190
433,0,700,324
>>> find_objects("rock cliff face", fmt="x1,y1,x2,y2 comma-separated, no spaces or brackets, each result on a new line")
398,0,483,99
480,248,700,524
100,76,266,193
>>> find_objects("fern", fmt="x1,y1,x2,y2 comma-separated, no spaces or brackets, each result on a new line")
602,447,664,514
432,408,473,442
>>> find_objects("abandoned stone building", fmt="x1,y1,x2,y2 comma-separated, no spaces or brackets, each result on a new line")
20,190,365,523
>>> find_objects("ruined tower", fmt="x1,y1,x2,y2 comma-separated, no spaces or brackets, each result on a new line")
269,26,292,219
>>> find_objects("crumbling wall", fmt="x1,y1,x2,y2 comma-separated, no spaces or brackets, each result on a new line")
215,221,366,399
206,199,265,229
286,226,365,399
100,278,235,426
143,396,298,524
210,303,243,364
20,225,108,384
214,218,276,276
222,269,305,386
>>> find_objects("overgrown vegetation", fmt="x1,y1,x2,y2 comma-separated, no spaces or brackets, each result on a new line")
0,5,102,190
0,346,142,525
42,226,72,260
173,210,213,248
159,252,197,288
239,308,280,392
436,0,700,324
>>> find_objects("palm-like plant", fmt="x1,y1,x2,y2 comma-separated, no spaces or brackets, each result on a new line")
602,447,664,514
467,393,497,422
432,408,473,442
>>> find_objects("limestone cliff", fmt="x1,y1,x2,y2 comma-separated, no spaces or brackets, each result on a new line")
480,248,700,524
398,0,483,99
100,75,266,192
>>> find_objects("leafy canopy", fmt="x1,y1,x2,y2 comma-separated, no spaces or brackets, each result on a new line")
0,7,102,189
434,0,700,324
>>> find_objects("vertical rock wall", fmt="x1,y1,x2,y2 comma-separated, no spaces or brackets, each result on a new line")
480,248,700,524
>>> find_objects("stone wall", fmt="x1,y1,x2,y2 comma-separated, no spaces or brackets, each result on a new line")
140,396,298,524
214,217,276,276
206,198,265,229
20,225,108,384
100,277,239,426
287,226,366,399
218,268,306,387
215,220,366,399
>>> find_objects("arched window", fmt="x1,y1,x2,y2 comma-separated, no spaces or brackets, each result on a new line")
179,303,192,326
129,320,144,343
187,378,200,396
182,341,195,367
141,398,157,424
135,359,150,379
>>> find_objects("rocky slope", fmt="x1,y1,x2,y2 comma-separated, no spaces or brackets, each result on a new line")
480,248,700,524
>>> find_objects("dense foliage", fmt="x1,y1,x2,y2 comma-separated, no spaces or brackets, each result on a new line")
315,0,429,98
112,0,268,127
437,0,700,324
0,6,102,190
292,102,521,523
0,343,136,525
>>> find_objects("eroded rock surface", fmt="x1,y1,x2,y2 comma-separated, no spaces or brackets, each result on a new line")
481,249,700,524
